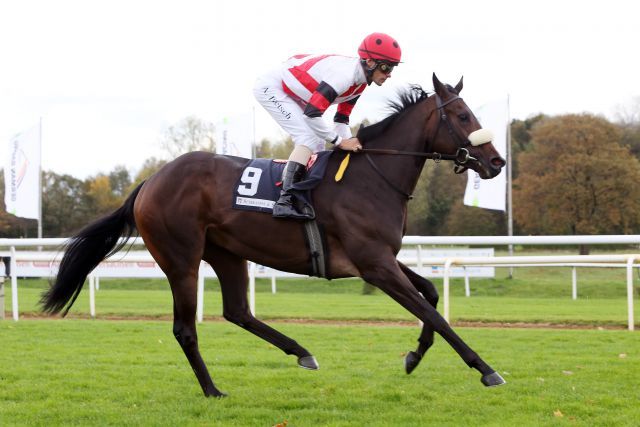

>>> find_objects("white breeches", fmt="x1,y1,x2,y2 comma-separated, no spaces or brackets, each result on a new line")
253,73,327,156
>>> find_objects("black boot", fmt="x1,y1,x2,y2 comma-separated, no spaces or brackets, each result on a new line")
273,161,315,220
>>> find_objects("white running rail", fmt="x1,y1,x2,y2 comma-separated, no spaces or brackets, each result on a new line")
1,236,639,329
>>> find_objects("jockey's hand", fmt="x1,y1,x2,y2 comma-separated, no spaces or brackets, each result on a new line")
339,137,363,152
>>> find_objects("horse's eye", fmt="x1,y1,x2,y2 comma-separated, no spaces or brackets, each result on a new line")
458,113,469,121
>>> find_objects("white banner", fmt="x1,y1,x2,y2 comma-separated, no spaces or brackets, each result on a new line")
4,124,41,219
215,112,254,158
397,247,495,277
464,98,508,211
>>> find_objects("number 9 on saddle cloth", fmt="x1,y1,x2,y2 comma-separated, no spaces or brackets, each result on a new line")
232,151,332,215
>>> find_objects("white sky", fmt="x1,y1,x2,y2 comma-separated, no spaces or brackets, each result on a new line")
1,0,638,179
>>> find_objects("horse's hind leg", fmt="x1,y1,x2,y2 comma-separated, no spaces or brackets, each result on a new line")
168,272,226,397
204,246,318,369
142,226,225,397
398,262,439,374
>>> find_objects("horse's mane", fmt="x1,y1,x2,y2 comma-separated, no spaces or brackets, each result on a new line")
357,84,430,142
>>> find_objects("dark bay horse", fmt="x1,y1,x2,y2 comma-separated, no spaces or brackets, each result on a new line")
42,74,507,397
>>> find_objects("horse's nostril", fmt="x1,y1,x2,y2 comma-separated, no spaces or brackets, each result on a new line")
491,157,506,168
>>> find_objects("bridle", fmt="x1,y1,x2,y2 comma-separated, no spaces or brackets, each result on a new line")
358,93,479,199
433,93,478,174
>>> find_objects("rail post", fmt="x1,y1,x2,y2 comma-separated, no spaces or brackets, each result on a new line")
464,267,470,297
271,272,277,294
0,276,4,320
626,256,635,331
88,274,96,318
10,246,18,321
249,262,256,316
196,271,205,323
443,258,454,322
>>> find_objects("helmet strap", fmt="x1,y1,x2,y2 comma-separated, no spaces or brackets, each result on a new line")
360,59,376,84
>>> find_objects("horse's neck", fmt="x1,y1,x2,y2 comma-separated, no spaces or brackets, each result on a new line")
365,104,430,196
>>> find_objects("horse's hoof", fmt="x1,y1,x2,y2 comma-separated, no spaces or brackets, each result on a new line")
207,390,228,398
298,355,319,370
404,351,422,375
481,371,506,387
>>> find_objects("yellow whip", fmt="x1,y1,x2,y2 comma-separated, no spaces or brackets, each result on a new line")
335,153,350,182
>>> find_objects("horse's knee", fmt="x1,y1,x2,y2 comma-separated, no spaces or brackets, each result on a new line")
223,308,252,327
428,292,439,307
418,287,438,302
173,325,197,348
419,279,439,305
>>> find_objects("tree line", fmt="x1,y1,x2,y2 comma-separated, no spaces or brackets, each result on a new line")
2,105,640,238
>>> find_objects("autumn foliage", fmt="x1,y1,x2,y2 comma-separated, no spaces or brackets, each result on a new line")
513,114,640,235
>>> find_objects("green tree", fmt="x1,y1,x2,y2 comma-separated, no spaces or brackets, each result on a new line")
255,138,275,158
405,166,434,235
421,164,468,235
509,114,546,179
270,137,295,160
160,116,215,159
406,161,508,236
85,175,121,218
42,171,91,236
444,202,506,235
131,157,168,188
109,165,132,198
513,114,640,237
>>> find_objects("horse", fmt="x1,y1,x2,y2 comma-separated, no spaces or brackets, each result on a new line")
41,73,507,397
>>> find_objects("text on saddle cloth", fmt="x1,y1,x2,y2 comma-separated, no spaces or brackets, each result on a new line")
232,151,332,213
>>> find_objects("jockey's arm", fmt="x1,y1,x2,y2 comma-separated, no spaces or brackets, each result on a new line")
303,81,349,146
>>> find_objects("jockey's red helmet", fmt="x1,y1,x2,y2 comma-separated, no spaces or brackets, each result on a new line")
358,33,402,64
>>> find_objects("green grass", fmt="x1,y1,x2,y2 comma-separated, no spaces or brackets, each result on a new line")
0,320,638,426
1,262,639,425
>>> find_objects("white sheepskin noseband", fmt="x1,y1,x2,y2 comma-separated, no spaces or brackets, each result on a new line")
467,128,493,146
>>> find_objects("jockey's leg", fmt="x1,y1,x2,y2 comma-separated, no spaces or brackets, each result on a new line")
273,145,315,220
253,75,324,220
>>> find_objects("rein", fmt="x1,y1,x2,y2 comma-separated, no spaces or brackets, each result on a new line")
359,147,473,164
356,94,478,200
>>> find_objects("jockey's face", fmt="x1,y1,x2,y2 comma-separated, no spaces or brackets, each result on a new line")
366,59,394,86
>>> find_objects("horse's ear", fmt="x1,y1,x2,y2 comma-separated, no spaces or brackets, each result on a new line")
432,73,445,96
454,76,463,94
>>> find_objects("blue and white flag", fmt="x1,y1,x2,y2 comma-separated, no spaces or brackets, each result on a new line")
4,124,41,219
463,98,508,211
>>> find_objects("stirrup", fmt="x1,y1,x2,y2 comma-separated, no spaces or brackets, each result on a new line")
273,201,314,220
272,161,315,220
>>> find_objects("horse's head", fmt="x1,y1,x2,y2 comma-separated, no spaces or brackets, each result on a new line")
428,73,505,179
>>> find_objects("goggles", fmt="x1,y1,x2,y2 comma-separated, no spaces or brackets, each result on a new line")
376,62,395,74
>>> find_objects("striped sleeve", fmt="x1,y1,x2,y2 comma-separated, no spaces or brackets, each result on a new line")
303,81,338,118
334,96,360,124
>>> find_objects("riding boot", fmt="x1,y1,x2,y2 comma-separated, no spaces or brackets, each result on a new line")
273,161,315,220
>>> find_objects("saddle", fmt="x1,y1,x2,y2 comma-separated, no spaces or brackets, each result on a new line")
232,151,333,278
232,151,331,214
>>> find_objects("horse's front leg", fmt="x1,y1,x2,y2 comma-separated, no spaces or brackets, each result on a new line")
397,261,438,374
361,261,505,387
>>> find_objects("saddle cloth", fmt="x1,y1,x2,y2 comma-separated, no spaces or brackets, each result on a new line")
232,151,332,213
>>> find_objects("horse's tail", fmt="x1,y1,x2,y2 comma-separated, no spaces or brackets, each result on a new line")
40,181,145,316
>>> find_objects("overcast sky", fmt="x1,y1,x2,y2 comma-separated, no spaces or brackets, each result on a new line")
1,0,638,179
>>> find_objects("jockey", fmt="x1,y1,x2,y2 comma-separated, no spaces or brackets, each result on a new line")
254,32,402,220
